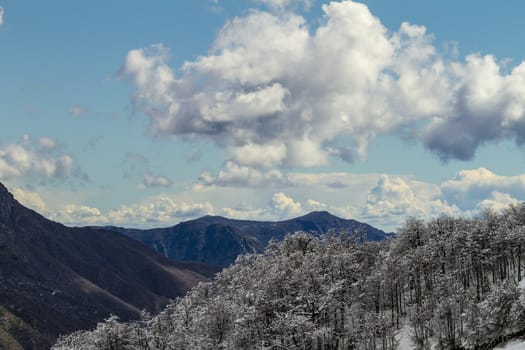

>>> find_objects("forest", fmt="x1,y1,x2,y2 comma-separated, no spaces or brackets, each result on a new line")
53,203,525,349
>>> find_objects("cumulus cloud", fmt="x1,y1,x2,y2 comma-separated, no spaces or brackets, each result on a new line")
478,191,519,212
106,196,214,226
198,161,290,188
357,168,525,230
360,175,460,229
305,198,327,209
12,187,47,212
46,196,214,227
7,188,108,226
225,171,455,230
0,135,74,181
422,55,525,161
271,192,303,216
9,167,525,231
120,0,525,178
220,205,268,221
200,165,525,231
220,191,304,220
441,168,525,210
0,6,4,26
51,204,108,226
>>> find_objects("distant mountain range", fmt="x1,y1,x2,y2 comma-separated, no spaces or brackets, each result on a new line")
0,183,209,350
104,211,392,267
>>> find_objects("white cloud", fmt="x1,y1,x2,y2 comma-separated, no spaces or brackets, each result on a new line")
69,105,88,116
219,192,304,220
422,55,525,161
219,206,268,221
0,6,4,26
441,168,525,210
271,192,303,216
51,204,108,226
360,175,460,230
119,167,525,231
478,191,519,212
357,168,525,230
137,174,172,189
38,137,58,150
198,161,290,188
43,196,214,228
12,188,47,212
305,199,327,210
198,83,289,123
232,142,287,169
7,166,525,231
7,188,108,226
254,0,312,11
120,0,525,180
5,187,207,227
106,196,214,226
0,136,74,180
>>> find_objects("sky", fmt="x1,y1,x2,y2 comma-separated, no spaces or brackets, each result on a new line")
1,0,525,232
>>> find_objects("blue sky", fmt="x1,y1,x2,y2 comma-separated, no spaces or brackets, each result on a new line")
1,0,525,231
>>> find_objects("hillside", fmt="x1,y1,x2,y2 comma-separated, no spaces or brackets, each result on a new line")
0,183,208,349
55,203,525,349
105,211,391,266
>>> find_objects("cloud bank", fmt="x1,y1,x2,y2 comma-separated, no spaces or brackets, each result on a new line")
120,0,525,175
8,166,523,232
44,195,214,227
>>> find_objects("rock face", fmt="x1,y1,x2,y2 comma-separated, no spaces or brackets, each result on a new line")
109,211,392,267
0,183,208,349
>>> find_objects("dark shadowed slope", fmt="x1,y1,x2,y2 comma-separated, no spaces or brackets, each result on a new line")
108,211,392,267
0,183,208,349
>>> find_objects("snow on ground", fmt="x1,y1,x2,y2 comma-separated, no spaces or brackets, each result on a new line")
495,339,525,350
394,279,525,349
502,280,525,349
396,324,416,350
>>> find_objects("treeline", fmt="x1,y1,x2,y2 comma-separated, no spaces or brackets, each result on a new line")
53,205,525,349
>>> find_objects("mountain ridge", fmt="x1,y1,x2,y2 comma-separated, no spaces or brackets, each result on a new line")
105,210,392,267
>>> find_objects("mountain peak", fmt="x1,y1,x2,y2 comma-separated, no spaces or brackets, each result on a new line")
296,211,341,221
0,182,16,222
0,182,12,198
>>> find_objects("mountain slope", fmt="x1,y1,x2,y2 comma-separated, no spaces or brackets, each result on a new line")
108,211,391,267
0,183,208,349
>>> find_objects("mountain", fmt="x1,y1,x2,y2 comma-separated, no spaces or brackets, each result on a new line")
106,211,392,267
0,183,208,349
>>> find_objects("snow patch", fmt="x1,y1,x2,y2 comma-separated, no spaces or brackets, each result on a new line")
396,324,416,350
495,339,525,350
518,277,525,290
